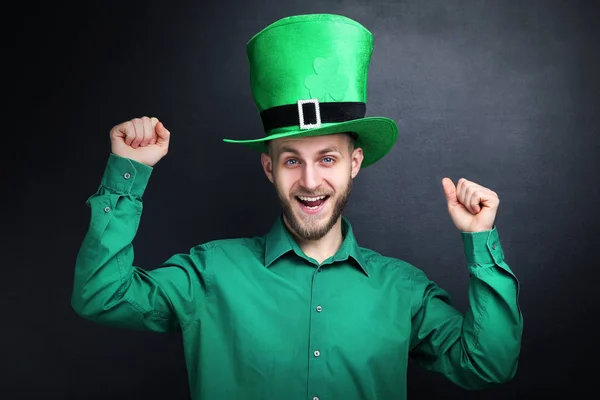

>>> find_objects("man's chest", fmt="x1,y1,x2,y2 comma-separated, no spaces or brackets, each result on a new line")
203,260,414,372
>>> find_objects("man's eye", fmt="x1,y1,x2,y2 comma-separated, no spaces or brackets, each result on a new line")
323,157,334,163
285,159,298,165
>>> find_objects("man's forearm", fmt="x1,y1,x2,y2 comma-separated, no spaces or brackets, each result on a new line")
71,154,159,329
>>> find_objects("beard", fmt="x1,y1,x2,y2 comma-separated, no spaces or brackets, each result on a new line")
274,176,353,241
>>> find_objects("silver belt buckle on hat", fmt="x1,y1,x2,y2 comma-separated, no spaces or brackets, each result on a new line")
297,99,322,129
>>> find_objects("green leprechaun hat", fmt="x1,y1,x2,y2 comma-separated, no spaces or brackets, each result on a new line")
222,13,399,167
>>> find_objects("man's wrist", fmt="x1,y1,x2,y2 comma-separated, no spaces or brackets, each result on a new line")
100,153,153,197
461,226,505,266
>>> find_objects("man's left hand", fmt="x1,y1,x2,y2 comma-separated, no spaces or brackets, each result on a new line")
441,178,499,232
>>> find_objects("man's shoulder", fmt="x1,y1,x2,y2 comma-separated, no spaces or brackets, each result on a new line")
191,235,265,254
358,246,429,282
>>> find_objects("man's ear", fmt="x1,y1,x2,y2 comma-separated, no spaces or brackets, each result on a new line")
351,147,364,179
261,152,274,183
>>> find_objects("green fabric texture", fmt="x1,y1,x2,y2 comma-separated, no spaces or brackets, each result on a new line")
222,14,399,168
71,154,524,400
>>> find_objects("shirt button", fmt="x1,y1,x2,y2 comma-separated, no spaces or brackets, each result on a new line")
316,305,322,312
313,350,320,357
492,243,497,250
124,172,131,179
313,397,319,400
104,206,111,212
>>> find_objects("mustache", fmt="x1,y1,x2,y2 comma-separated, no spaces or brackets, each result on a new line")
293,192,331,197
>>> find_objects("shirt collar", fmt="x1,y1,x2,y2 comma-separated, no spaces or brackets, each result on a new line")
264,214,369,277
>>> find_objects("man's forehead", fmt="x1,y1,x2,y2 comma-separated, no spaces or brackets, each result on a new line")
271,133,349,152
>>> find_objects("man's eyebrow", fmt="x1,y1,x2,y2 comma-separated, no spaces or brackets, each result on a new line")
317,146,342,155
278,146,300,155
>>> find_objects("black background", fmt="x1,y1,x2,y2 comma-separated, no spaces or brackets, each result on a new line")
7,0,600,398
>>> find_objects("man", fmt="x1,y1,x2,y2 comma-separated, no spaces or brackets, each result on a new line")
71,13,523,400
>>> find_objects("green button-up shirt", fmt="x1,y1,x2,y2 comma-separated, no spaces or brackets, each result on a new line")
72,154,523,400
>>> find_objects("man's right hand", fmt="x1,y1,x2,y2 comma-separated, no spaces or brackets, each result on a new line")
110,116,171,167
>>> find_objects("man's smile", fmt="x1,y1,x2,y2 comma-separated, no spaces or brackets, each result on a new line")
295,195,330,213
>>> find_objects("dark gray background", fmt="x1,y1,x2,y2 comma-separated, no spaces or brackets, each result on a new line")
7,0,599,398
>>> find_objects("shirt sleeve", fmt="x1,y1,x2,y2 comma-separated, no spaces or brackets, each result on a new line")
71,153,211,332
408,226,523,389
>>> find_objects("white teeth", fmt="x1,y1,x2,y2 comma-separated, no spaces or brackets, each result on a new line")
298,195,326,201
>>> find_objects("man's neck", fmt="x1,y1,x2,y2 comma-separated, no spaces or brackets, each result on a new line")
285,217,344,265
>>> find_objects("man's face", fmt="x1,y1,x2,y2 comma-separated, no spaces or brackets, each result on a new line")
261,133,364,241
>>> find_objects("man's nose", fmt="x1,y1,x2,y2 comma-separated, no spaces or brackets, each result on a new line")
300,164,322,190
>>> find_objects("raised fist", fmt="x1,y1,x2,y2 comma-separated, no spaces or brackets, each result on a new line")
110,116,171,167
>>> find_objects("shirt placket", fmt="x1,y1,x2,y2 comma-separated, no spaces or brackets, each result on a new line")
306,265,327,400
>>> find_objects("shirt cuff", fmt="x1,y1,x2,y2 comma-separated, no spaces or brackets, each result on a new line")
100,153,153,197
461,226,505,266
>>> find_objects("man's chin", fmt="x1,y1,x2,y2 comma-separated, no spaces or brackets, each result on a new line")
279,189,349,241
295,207,327,220
290,206,341,239
291,223,329,241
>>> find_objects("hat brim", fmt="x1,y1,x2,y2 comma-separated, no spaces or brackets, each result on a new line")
222,117,398,168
